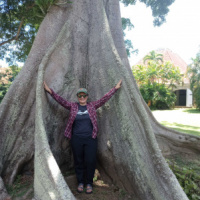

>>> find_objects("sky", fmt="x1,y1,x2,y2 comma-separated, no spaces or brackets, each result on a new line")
1,0,200,68
120,0,200,66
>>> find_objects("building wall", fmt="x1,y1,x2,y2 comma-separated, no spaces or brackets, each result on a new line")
186,88,193,107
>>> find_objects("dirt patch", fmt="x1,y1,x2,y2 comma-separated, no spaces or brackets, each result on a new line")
9,175,34,200
66,175,133,200
9,154,200,200
9,173,133,200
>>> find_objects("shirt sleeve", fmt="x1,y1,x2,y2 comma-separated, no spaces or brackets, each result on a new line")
49,89,73,110
92,87,118,109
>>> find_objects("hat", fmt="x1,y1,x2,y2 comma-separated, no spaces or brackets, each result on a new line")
77,88,88,95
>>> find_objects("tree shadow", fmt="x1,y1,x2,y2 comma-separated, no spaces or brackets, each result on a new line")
161,121,200,137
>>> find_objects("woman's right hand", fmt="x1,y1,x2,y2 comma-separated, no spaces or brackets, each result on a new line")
43,81,52,94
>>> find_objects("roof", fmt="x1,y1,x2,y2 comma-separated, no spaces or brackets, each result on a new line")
156,49,187,74
134,48,190,84
134,48,188,74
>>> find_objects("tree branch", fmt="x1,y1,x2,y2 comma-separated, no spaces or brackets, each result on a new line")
0,17,25,47
0,2,36,46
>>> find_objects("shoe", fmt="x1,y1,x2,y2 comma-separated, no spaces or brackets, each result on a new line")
77,183,84,193
86,184,93,194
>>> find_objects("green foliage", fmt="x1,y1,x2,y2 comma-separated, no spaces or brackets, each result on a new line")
0,83,10,102
35,0,56,17
0,0,42,64
143,50,163,64
132,56,183,109
0,0,71,64
133,60,182,87
124,39,138,57
167,160,200,200
120,0,175,26
122,17,134,31
1,0,176,64
120,0,137,6
0,65,21,102
121,17,138,57
193,87,200,110
140,83,176,109
187,51,200,110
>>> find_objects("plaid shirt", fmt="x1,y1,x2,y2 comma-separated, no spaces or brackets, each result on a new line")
50,87,118,139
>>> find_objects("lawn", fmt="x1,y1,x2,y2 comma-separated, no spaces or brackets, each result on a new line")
152,108,200,137
153,108,200,200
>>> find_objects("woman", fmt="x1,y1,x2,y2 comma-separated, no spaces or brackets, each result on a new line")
43,80,122,194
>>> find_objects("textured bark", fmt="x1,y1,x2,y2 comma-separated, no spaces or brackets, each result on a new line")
34,20,76,199
0,177,11,200
0,0,199,199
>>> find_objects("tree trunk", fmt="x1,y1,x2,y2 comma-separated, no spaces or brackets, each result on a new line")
0,0,199,199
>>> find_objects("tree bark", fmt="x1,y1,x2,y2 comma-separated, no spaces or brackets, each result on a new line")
144,102,200,156
0,0,199,199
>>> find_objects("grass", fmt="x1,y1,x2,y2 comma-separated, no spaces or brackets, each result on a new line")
183,108,200,114
6,175,33,198
152,108,200,137
161,121,200,137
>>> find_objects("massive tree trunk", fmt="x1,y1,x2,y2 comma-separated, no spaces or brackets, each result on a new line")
0,0,199,199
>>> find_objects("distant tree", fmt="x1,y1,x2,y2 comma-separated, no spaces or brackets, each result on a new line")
143,50,163,64
121,17,138,57
159,61,183,88
133,61,182,88
187,51,200,110
0,65,21,102
132,60,182,109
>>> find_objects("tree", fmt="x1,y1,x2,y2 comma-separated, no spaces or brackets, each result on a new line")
143,50,163,64
121,17,138,57
0,0,174,64
0,0,135,64
0,0,199,200
187,50,200,110
132,61,182,109
0,65,21,102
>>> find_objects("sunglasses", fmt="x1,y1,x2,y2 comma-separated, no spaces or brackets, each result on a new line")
77,94,88,98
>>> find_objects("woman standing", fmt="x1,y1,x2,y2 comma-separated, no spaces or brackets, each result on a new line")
44,80,122,194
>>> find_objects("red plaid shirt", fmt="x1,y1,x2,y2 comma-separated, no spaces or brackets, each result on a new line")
50,87,118,139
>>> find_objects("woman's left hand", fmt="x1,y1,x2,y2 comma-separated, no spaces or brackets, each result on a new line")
115,80,122,89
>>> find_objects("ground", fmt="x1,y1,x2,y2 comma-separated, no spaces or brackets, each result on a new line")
9,173,134,200
65,174,134,200
6,108,200,200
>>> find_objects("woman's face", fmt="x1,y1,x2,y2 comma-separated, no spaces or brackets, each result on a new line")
77,92,88,106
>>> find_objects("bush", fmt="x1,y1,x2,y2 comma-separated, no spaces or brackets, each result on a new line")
193,87,200,110
0,65,21,102
132,59,182,110
140,83,176,109
167,160,200,200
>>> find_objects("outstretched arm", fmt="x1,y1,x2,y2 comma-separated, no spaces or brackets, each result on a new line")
93,80,122,109
115,80,122,89
44,81,52,94
43,81,72,110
